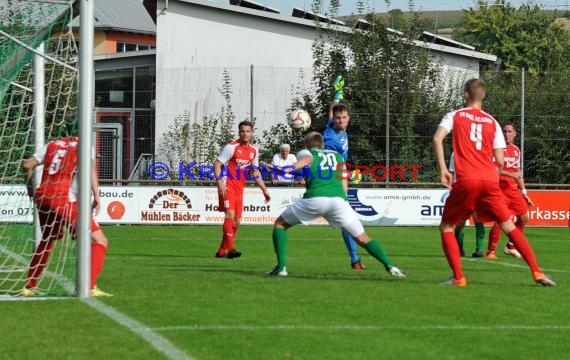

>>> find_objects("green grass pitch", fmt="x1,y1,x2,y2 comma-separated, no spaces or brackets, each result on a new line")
2,225,569,359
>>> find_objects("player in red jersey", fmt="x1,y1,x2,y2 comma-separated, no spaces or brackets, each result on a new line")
20,135,111,297
214,121,271,258
432,79,555,287
485,122,533,260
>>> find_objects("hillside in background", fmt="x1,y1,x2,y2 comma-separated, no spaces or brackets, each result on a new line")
341,9,569,37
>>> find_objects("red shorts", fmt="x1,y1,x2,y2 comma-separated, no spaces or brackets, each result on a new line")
442,180,511,225
500,186,529,216
218,189,244,219
36,198,101,241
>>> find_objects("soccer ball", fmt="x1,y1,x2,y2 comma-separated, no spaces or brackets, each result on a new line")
289,109,311,132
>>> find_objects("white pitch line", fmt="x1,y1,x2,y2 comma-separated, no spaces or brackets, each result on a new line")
83,298,195,360
153,324,570,332
464,258,570,274
0,243,194,360
0,294,72,301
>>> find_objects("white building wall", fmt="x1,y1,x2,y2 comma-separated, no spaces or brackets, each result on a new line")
155,0,492,158
155,0,318,154
431,52,481,99
158,1,315,68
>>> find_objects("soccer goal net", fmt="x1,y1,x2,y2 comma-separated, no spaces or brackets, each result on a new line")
0,0,79,298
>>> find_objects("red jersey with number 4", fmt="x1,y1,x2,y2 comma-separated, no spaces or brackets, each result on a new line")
33,137,79,202
217,140,259,191
439,107,505,183
499,144,521,190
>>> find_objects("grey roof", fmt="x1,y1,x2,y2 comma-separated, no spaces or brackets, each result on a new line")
171,0,497,62
420,31,475,51
72,0,155,34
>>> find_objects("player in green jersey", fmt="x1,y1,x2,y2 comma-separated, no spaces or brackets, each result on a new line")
263,132,405,278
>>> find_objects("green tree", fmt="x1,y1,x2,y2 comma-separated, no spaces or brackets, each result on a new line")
158,69,236,181
453,0,569,75
481,70,570,184
304,0,456,182
387,9,407,30
455,2,570,184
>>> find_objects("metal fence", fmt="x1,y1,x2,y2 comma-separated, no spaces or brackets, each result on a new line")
94,66,570,187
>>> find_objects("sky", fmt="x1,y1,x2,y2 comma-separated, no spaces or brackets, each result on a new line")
208,0,564,16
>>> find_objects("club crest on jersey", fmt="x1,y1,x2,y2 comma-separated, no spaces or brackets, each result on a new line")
249,153,254,159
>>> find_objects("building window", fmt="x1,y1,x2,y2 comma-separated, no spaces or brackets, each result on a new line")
95,68,134,108
116,42,154,53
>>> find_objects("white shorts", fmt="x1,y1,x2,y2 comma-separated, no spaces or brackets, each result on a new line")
280,197,365,237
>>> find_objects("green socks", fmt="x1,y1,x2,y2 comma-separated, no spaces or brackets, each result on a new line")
272,227,288,269
271,230,396,272
363,239,393,271
475,222,485,250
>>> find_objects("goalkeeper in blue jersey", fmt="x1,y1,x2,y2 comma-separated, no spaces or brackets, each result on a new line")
323,75,365,270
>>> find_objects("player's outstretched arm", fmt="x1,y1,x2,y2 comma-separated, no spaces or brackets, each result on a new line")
286,155,313,174
261,155,312,175
328,75,344,119
432,126,452,189
333,75,344,101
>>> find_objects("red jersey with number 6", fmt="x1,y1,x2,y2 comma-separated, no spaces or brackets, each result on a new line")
439,107,505,183
33,137,79,202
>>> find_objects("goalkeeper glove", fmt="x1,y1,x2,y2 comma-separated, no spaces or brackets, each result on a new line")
350,169,361,185
333,75,344,101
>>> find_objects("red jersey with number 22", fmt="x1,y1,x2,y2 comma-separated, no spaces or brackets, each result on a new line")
439,107,505,182
33,137,79,202
499,144,520,190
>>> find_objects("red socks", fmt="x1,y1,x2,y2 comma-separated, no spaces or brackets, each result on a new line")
441,231,464,280
218,218,234,254
26,241,55,289
91,242,107,289
488,224,501,252
505,223,526,250
489,223,526,252
506,227,541,273
229,225,239,250
27,241,109,290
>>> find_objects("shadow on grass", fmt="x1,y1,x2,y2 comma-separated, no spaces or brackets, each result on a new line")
155,264,411,283
109,253,198,259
